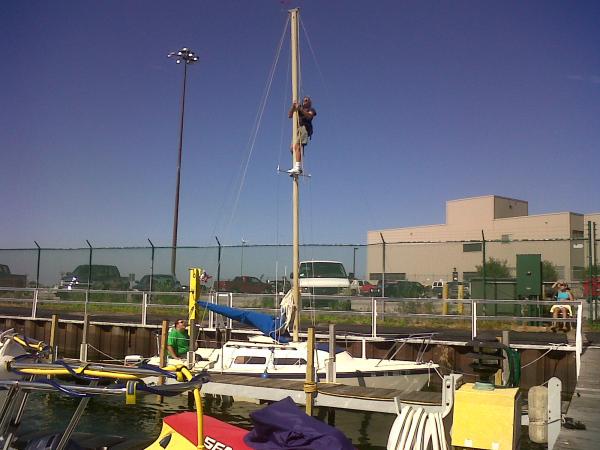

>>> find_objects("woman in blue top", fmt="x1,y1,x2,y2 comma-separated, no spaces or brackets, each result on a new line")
550,280,574,332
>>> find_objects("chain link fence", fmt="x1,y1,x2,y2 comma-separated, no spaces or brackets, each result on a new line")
0,236,597,321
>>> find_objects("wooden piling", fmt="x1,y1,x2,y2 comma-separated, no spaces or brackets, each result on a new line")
305,327,316,416
159,320,169,403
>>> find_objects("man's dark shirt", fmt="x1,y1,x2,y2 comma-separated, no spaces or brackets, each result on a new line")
299,107,317,137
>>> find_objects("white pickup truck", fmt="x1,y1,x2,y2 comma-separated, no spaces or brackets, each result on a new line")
296,260,351,295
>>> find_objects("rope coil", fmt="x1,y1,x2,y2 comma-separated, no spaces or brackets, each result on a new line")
303,381,317,393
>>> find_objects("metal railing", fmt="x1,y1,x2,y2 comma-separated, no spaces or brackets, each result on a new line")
0,287,584,374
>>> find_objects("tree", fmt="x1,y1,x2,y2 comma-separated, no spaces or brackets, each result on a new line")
475,257,511,279
542,260,559,282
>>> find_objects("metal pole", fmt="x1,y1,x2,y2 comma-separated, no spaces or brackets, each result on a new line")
594,222,598,321
327,323,336,383
380,233,386,297
588,221,593,308
372,296,377,337
215,236,222,291
171,59,189,277
240,239,246,277
481,231,487,300
167,47,198,277
84,240,92,347
471,299,477,340
148,239,155,324
353,247,358,277
33,241,41,318
55,380,99,450
34,241,41,289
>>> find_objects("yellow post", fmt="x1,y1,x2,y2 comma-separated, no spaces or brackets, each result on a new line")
189,268,202,322
442,284,449,315
188,268,203,367
458,284,465,315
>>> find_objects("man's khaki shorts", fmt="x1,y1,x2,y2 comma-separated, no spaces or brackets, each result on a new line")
292,126,309,146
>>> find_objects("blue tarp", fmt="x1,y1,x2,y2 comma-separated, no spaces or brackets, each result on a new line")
244,397,355,450
197,301,290,343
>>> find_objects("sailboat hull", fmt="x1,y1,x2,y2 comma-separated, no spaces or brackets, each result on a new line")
148,339,436,394
332,370,431,392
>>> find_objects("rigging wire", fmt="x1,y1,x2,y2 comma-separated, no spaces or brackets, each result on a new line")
299,17,383,234
219,16,290,239
276,53,292,245
272,52,291,321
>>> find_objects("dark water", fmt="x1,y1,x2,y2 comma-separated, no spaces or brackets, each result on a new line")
17,392,395,449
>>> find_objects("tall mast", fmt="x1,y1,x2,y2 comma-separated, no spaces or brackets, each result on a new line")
290,8,301,342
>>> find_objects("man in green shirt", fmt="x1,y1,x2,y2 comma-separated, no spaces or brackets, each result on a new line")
167,319,189,358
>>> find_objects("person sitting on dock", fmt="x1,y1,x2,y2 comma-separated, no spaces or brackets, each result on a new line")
550,280,574,332
167,319,190,359
287,96,316,176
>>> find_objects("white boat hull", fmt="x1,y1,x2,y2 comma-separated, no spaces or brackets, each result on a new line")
147,338,436,394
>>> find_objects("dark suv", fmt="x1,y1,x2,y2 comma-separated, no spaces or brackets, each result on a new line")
133,274,185,292
59,265,129,291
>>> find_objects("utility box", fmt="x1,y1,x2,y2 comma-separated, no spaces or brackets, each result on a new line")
516,254,542,297
452,384,521,449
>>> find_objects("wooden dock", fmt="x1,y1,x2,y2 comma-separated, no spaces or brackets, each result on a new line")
554,346,600,449
203,374,441,414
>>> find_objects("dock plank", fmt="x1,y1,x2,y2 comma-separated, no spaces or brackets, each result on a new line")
204,374,441,413
554,347,600,450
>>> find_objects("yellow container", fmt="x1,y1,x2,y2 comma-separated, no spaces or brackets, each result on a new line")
452,383,521,449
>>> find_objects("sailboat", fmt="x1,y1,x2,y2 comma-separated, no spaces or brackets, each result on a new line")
147,8,438,393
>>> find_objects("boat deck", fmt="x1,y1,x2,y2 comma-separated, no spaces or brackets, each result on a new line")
554,346,600,450
204,374,441,414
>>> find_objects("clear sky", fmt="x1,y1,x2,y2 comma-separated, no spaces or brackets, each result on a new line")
1,0,599,249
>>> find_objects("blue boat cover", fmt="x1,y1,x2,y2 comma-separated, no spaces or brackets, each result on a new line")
197,301,290,343
243,397,355,450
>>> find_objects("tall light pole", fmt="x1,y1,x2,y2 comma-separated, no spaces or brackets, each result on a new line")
240,239,247,276
168,47,198,277
353,247,359,278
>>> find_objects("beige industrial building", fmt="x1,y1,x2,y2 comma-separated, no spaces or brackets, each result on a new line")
367,195,598,286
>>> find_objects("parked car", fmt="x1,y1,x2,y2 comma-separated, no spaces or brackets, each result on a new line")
382,280,427,298
216,276,273,294
269,277,291,293
431,280,445,298
583,277,600,298
59,265,129,291
0,264,27,288
133,274,185,292
350,279,381,296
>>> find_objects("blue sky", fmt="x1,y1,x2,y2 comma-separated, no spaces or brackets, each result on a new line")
1,0,599,249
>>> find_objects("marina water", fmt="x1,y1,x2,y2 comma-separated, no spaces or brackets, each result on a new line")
19,392,395,449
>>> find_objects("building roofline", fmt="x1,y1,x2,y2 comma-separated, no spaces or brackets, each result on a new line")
493,211,583,221
446,194,528,204
369,223,446,234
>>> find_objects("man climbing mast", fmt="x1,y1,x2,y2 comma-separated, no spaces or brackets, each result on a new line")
287,96,316,176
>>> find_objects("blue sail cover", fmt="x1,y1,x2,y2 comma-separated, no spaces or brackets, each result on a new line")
243,396,355,450
197,301,290,343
